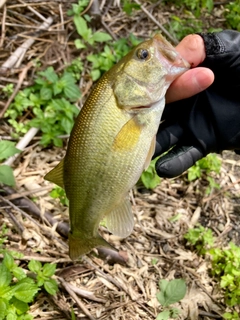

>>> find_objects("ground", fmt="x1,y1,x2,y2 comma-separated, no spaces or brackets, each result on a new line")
0,1,240,319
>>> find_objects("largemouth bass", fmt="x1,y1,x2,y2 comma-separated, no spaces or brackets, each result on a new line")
45,34,189,260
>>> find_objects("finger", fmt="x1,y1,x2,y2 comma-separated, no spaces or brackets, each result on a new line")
175,34,206,67
166,67,214,103
155,145,204,178
153,124,183,158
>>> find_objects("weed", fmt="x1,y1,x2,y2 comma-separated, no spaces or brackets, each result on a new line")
5,67,80,147
184,225,215,255
50,186,69,206
0,229,58,320
122,0,141,15
184,225,240,316
156,279,187,319
187,153,221,194
0,140,20,186
140,158,161,190
225,0,240,31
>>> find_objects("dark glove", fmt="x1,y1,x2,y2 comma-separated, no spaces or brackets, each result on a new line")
154,30,240,178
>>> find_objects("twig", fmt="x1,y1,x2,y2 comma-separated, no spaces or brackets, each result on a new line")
0,195,68,248
133,0,178,45
0,16,53,73
59,278,96,320
203,177,240,203
3,127,39,164
0,3,7,48
17,0,49,22
0,0,6,9
67,282,106,303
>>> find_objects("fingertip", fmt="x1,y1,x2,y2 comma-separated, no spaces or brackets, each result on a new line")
176,34,206,67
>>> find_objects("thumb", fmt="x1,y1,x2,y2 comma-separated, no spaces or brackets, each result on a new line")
155,145,204,178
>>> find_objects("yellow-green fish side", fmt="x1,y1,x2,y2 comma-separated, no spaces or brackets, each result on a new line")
45,34,190,260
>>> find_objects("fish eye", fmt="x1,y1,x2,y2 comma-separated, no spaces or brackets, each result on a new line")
136,48,149,60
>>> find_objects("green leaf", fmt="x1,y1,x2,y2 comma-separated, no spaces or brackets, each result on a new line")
11,297,29,315
14,278,39,303
40,87,52,100
0,263,12,289
157,279,187,307
38,67,58,83
123,1,141,15
3,252,15,270
0,298,8,319
92,32,112,43
156,310,170,320
0,141,20,161
74,39,86,49
140,158,160,189
28,260,42,274
73,16,88,38
90,69,101,81
63,83,81,101
0,165,16,186
12,267,26,281
42,263,56,278
44,279,58,295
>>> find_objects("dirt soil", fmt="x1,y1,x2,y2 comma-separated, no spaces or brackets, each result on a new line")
1,1,240,319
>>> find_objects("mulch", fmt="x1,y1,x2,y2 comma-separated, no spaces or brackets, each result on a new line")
0,1,240,319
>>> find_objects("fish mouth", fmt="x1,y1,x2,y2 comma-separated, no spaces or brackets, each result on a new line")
130,105,151,110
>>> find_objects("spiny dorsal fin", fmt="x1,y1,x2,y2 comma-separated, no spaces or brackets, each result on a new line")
44,159,64,189
105,197,134,238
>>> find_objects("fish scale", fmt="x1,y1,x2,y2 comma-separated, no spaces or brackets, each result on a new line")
45,34,190,260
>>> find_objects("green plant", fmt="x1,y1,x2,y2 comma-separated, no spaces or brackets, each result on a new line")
68,1,112,50
184,226,240,316
122,0,141,15
225,0,240,31
1,84,14,98
87,34,141,80
156,279,187,320
0,226,58,320
50,186,69,206
184,225,215,255
187,153,221,194
5,67,80,147
140,158,161,190
0,252,58,320
165,0,213,17
209,243,240,307
0,140,20,186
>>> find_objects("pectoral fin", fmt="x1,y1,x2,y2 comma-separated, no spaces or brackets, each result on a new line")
113,117,141,152
44,159,64,189
105,197,134,238
144,136,156,170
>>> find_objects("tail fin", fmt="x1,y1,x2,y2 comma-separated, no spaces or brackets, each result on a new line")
68,232,115,260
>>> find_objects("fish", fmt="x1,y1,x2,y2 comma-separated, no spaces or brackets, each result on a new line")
45,33,190,260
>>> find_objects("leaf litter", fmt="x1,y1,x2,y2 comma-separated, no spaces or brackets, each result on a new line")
0,0,240,319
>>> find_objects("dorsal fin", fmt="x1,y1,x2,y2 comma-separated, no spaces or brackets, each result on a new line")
44,159,64,189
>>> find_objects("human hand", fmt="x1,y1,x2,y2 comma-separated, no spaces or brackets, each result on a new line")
155,30,240,178
166,34,214,103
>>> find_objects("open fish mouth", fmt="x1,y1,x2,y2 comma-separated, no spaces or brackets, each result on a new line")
130,105,151,110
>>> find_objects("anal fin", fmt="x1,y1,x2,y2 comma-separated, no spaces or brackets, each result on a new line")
105,197,134,238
